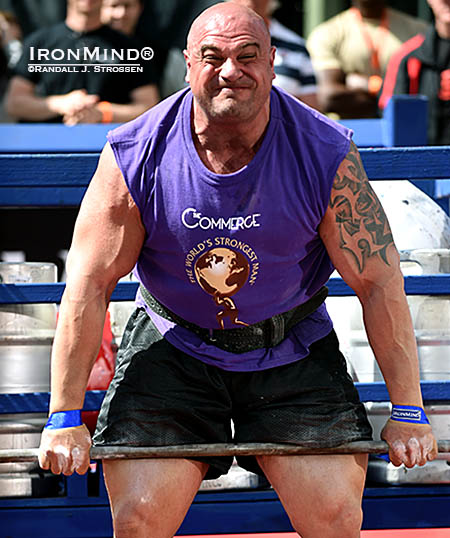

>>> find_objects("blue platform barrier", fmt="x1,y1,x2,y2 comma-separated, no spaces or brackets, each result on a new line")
0,95,428,153
340,94,428,148
0,95,445,209
1,146,449,207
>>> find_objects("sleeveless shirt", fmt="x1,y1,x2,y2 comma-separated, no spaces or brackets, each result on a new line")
107,86,352,371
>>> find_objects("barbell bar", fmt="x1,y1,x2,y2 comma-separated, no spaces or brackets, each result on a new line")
1,440,449,463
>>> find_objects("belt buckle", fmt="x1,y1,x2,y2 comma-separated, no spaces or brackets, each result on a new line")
266,314,285,348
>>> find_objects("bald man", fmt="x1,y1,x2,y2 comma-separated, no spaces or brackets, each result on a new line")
38,4,437,537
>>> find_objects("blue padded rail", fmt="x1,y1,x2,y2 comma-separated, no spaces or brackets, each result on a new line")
2,275,450,304
0,95,428,153
0,147,449,207
0,123,120,153
1,381,450,415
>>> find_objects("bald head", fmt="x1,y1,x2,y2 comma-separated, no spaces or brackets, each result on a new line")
183,1,275,126
186,2,271,53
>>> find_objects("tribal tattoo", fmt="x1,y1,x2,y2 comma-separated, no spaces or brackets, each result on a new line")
330,142,394,273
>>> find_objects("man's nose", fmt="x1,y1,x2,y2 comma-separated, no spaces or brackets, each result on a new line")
219,58,242,81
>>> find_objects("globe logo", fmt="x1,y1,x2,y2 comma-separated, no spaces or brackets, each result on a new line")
195,247,249,329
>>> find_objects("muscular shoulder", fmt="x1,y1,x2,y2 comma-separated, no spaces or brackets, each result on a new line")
324,141,395,275
106,88,189,214
270,88,352,215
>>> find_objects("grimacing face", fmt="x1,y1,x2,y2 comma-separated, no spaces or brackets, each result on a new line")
184,9,275,123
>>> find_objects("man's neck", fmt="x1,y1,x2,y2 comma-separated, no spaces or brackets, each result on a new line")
357,5,386,19
65,10,102,33
191,102,270,174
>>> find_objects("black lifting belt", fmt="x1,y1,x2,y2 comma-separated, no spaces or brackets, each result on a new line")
139,285,329,354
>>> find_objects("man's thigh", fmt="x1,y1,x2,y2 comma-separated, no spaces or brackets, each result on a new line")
233,331,372,475
103,458,209,537
94,309,234,479
257,453,368,538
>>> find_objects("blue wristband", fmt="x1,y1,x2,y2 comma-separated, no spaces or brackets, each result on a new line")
390,405,429,425
45,410,82,430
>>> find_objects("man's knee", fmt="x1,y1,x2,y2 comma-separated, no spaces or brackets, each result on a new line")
290,495,363,538
112,496,169,538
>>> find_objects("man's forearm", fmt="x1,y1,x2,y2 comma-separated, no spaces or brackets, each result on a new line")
107,84,159,123
6,93,62,121
107,101,154,123
49,289,109,413
64,100,157,125
318,85,378,117
361,281,423,406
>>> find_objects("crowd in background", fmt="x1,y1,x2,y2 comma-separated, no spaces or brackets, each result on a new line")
0,0,445,137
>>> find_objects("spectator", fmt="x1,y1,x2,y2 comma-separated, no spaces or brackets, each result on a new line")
0,0,66,37
380,0,450,145
306,0,428,118
0,10,23,69
101,0,143,37
135,0,218,97
5,0,159,124
230,0,319,109
0,10,23,120
101,0,171,97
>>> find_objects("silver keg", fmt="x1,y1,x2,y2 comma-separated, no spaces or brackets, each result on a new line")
0,262,57,496
108,272,136,346
328,248,450,383
327,181,450,383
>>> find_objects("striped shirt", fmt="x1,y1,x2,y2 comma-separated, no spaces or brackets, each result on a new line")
270,19,317,97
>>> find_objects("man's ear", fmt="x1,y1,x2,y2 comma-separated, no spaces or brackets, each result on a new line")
183,49,191,83
270,45,276,81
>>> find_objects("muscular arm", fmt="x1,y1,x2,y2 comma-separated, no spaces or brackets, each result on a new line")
50,143,145,411
316,68,378,118
39,143,145,475
319,142,437,466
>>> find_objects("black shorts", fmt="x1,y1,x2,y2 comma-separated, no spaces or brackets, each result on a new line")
93,308,372,479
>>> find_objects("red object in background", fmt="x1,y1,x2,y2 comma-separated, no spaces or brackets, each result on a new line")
82,311,116,435
439,69,450,101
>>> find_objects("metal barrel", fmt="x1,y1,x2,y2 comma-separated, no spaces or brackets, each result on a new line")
0,262,57,491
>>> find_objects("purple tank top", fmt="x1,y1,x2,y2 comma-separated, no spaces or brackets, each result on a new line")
107,87,352,371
